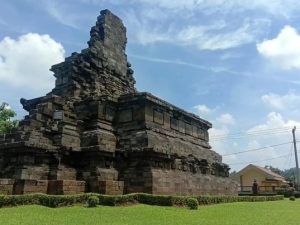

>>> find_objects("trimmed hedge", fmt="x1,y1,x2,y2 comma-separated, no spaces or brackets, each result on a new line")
0,193,284,209
196,195,284,205
186,198,198,210
87,196,100,207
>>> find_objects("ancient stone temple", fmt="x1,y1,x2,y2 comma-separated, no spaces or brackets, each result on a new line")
0,10,238,195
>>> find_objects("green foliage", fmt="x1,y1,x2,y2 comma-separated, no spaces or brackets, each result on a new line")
38,194,80,208
0,194,86,208
0,194,40,207
264,165,283,176
87,196,99,207
186,197,198,210
171,196,187,207
136,193,173,206
0,102,19,134
196,195,284,205
290,196,296,201
113,194,137,205
264,165,298,183
281,168,297,182
295,192,300,198
277,187,295,197
229,170,237,176
99,195,117,206
0,193,284,209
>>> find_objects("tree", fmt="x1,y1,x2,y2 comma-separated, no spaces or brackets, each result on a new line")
0,102,19,134
282,168,296,183
264,165,283,176
264,165,296,182
229,170,237,176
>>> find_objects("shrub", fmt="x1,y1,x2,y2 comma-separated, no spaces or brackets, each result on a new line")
136,193,173,206
294,192,300,198
195,195,283,205
277,187,295,198
98,194,138,206
186,198,198,210
114,194,137,205
171,196,187,207
38,195,79,208
99,195,117,206
87,196,99,207
290,196,296,201
0,193,284,209
0,195,5,208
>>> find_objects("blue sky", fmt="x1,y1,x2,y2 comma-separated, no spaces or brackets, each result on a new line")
1,0,300,171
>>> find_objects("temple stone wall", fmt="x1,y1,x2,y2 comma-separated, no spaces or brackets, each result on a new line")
13,179,49,195
0,179,14,194
151,169,238,195
122,164,238,195
92,180,124,195
0,9,238,196
123,165,153,193
48,180,86,195
116,93,221,163
146,130,221,162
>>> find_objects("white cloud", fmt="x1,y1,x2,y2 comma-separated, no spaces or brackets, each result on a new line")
0,33,65,94
194,104,215,116
177,19,269,50
257,26,300,70
209,126,230,155
247,112,298,135
209,111,300,170
133,18,270,50
216,113,235,125
27,0,91,29
40,1,273,50
130,54,242,74
43,1,85,29
220,52,242,60
204,109,299,170
262,92,300,110
205,111,237,156
238,112,300,169
83,0,300,18
193,107,235,153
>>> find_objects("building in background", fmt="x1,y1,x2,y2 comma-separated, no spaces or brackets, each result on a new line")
232,164,288,194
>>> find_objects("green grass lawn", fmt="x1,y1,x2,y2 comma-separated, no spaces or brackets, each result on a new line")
0,200,299,225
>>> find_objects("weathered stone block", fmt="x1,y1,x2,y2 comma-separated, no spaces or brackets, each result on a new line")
47,180,86,195
0,179,15,195
88,180,124,195
13,179,48,194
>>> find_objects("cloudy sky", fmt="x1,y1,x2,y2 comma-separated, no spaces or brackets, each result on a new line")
1,0,300,171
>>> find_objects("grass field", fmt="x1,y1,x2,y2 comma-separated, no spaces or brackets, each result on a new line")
0,199,299,225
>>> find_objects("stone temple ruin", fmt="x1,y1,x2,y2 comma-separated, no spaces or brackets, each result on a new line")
0,10,238,195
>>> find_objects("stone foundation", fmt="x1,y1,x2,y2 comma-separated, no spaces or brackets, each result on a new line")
0,179,14,195
13,179,48,194
48,180,86,195
151,169,238,195
92,180,124,195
